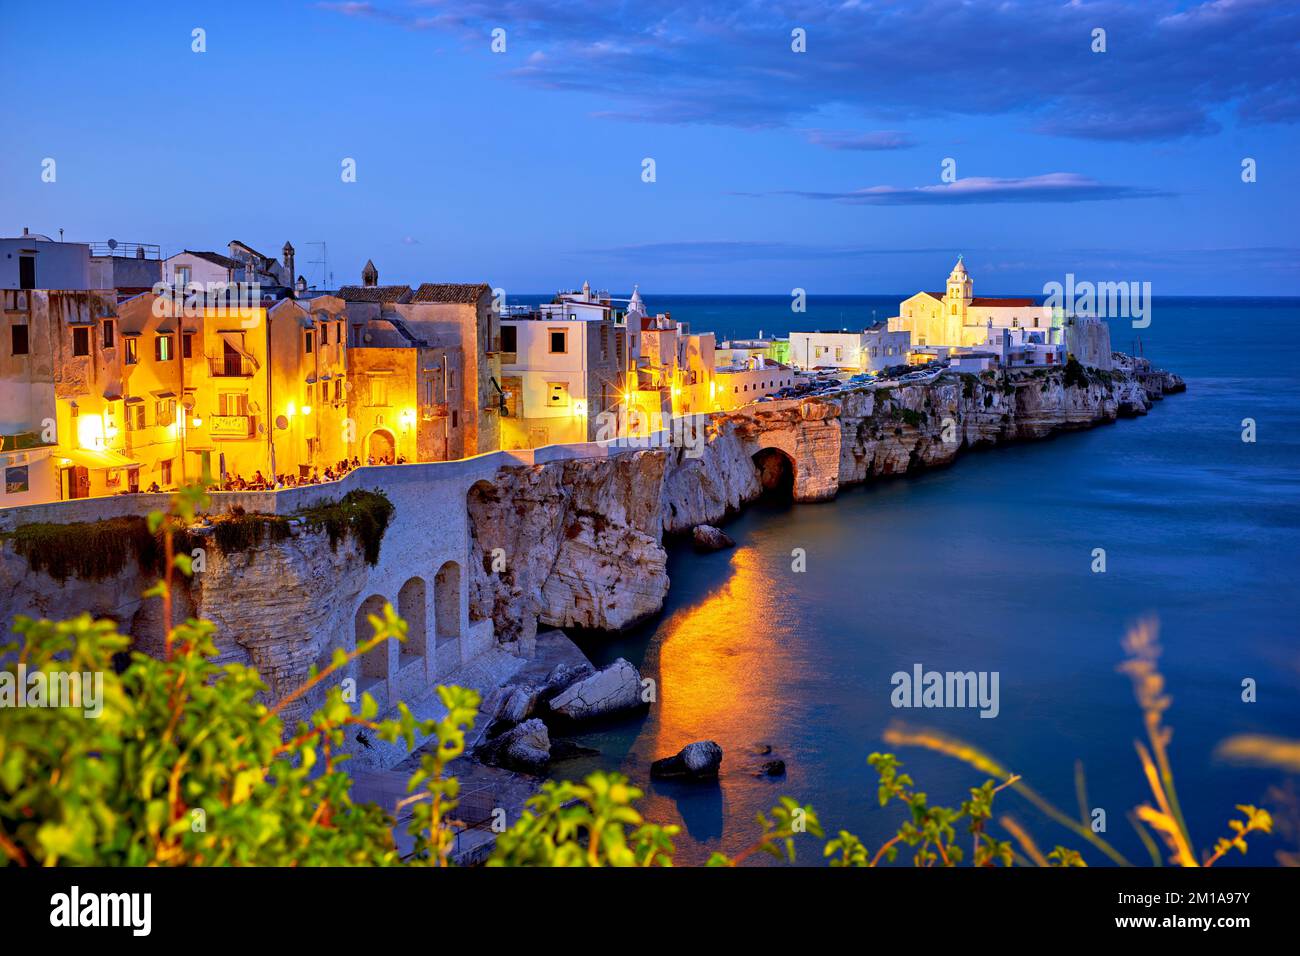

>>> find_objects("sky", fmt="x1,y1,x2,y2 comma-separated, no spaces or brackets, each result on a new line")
1,0,1297,296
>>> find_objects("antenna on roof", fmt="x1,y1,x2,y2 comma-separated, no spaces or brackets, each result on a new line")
304,241,329,290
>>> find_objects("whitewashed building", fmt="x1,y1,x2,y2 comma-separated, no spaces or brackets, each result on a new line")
789,325,911,373
498,282,627,447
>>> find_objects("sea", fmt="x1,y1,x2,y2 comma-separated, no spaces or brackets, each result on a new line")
517,294,1300,867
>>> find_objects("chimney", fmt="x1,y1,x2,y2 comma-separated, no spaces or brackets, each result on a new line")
22,227,29,236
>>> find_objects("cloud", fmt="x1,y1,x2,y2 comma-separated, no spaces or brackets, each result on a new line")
759,174,1172,206
800,129,915,151
319,0,1300,143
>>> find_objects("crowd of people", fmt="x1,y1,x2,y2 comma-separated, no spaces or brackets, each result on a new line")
204,454,409,492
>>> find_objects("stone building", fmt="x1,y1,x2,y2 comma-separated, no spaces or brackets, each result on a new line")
114,290,351,485
339,262,499,456
1,288,126,505
889,257,1055,349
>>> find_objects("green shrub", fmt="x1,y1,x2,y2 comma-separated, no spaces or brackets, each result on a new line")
4,516,163,583
297,489,394,566
1064,357,1089,389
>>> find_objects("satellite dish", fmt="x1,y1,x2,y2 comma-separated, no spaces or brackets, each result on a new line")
181,394,196,410
107,239,118,250
275,415,289,430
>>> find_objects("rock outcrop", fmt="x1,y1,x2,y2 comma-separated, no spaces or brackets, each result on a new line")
466,453,669,650
477,717,551,773
651,740,724,781
547,658,645,723
691,524,735,551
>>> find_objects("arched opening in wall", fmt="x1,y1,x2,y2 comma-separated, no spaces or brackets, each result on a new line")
355,594,389,691
398,577,429,666
434,560,462,644
465,479,499,623
366,428,396,463
752,447,795,502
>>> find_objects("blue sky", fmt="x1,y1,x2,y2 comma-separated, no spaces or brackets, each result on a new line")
2,0,1297,295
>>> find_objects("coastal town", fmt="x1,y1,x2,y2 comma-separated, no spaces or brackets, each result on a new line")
0,231,1118,507
0,224,1190,866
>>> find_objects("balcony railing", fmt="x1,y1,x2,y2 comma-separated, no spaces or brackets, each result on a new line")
209,415,255,439
208,355,256,377
88,241,161,260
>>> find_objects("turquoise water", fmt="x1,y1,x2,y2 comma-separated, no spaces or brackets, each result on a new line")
535,295,1300,867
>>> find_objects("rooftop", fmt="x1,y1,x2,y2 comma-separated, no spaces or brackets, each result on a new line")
338,285,414,304
411,283,491,304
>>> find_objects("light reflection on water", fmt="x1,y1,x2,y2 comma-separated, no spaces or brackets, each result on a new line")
554,299,1300,866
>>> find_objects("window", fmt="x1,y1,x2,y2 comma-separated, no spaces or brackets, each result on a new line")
369,378,388,406
73,327,90,357
159,459,173,486
547,382,570,407
500,324,517,354
127,404,145,430
334,379,343,402
155,335,173,361
1032,318,1040,328
124,338,138,365
549,329,567,354
19,256,35,290
219,393,248,416
11,324,28,356
182,332,194,359
176,265,191,287
451,410,458,428
1012,318,1020,329
102,321,115,349
304,330,314,353
156,398,176,427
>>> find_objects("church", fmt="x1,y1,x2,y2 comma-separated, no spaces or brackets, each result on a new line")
888,257,1056,349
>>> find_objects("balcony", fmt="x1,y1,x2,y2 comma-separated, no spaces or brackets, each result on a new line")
209,415,255,439
208,355,256,377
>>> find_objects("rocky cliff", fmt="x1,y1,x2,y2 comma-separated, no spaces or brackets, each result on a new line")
3,360,1185,685
465,360,1185,639
0,517,371,723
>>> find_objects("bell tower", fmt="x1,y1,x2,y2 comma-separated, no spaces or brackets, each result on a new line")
945,255,972,341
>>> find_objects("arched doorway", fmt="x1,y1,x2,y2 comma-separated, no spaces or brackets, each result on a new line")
355,594,390,691
434,560,461,643
398,577,429,659
752,447,795,500
367,428,396,463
